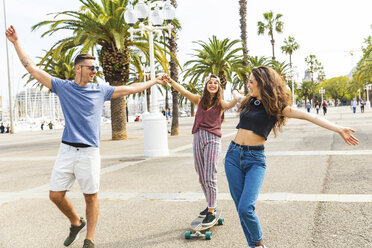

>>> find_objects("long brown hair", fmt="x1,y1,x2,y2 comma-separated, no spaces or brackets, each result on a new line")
200,74,223,110
238,66,292,137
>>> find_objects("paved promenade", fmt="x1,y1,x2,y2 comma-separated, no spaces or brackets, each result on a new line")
0,106,371,248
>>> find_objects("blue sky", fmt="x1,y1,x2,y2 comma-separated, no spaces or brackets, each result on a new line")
1,0,371,106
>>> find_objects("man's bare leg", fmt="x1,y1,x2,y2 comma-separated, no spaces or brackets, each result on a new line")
49,191,81,226
84,193,98,241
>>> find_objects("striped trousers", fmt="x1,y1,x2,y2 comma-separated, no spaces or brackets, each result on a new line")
193,129,221,209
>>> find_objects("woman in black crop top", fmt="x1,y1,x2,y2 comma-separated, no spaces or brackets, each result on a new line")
225,66,359,248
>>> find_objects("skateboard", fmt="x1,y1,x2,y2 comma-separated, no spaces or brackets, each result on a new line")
184,209,224,240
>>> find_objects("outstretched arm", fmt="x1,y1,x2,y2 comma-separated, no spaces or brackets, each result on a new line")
164,75,200,105
221,98,238,110
111,76,165,99
282,106,359,146
5,25,52,89
232,89,245,103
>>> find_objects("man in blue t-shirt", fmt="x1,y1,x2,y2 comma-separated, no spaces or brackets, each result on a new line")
6,25,165,248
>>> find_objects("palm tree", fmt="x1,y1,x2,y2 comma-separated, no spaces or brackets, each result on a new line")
249,56,269,67
257,11,284,60
184,36,245,90
305,54,323,83
31,0,171,140
268,60,290,81
24,48,78,88
281,36,299,67
169,0,180,136
239,0,249,89
179,80,203,116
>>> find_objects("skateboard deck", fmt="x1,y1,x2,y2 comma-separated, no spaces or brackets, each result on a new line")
185,209,223,240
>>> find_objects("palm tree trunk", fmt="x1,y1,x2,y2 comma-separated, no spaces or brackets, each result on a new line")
191,103,195,117
146,88,151,112
101,45,129,140
239,0,249,93
165,85,169,110
111,97,127,139
271,39,275,60
270,29,275,60
170,0,179,136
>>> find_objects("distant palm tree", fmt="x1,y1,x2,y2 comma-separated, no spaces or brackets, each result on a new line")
179,80,203,117
281,36,300,67
249,56,269,68
32,0,171,140
268,60,290,80
257,11,284,60
184,36,245,90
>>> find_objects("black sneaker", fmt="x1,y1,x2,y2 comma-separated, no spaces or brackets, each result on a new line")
82,239,95,248
202,212,216,226
199,207,209,217
64,217,87,247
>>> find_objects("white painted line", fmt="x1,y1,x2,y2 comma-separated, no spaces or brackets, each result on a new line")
2,150,371,161
2,192,372,205
266,150,372,156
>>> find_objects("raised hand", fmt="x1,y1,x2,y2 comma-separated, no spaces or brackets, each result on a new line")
155,74,168,85
338,127,359,146
5,25,18,43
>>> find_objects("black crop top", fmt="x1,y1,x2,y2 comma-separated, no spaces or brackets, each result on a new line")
236,98,285,140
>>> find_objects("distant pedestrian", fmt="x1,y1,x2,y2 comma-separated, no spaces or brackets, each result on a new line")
161,108,166,116
41,122,45,130
164,73,237,226
315,101,320,115
351,98,357,114
0,123,4,134
48,121,54,130
322,100,328,115
231,66,359,248
306,102,311,112
6,124,10,133
360,99,365,113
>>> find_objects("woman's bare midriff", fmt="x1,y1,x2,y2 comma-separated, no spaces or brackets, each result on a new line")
233,129,266,146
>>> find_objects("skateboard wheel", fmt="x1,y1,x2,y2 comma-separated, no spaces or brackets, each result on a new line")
205,232,212,240
218,218,224,225
185,231,192,239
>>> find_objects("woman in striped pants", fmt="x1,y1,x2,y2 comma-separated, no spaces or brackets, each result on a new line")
165,74,237,225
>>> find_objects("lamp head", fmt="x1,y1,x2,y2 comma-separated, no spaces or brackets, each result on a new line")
163,0,175,23
124,4,137,26
134,0,149,22
151,5,164,26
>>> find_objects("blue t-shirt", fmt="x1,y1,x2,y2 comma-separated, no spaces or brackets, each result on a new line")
51,77,115,147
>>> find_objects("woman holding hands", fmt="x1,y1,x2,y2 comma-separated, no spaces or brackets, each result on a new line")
165,74,237,225
227,66,359,248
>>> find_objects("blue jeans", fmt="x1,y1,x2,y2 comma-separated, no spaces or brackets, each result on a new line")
225,141,266,247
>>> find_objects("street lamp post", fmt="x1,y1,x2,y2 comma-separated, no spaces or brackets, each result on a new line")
319,87,325,103
365,84,372,108
3,0,14,133
288,66,297,108
124,0,175,157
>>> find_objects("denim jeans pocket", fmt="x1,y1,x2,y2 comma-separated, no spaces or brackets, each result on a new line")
226,142,235,154
249,149,266,159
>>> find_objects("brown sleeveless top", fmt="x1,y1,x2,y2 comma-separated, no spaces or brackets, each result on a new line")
192,103,224,137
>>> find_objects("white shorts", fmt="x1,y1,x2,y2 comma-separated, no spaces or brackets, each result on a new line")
49,143,101,194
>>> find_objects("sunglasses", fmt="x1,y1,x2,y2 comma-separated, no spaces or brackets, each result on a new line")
80,65,99,71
